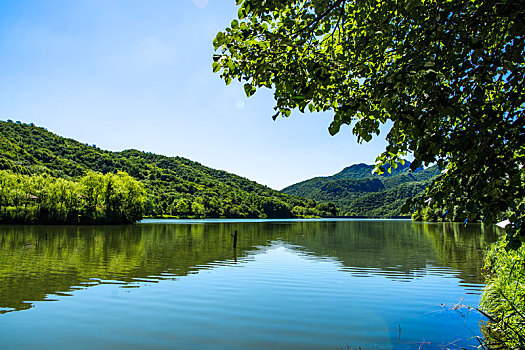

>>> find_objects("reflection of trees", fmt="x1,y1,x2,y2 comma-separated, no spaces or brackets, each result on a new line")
0,221,496,313
0,223,280,313
420,222,500,284
278,221,438,276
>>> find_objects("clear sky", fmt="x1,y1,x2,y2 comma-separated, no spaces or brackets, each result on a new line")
0,0,388,190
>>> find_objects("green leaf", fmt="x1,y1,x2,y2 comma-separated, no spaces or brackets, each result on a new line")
328,121,341,136
237,7,246,19
308,103,315,113
244,83,255,97
380,97,391,109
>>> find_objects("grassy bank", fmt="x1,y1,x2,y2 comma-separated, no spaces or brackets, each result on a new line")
480,239,525,348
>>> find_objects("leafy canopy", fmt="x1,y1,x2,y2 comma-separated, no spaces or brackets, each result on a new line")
213,0,525,243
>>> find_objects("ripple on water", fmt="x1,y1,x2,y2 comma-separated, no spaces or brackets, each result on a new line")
0,221,494,350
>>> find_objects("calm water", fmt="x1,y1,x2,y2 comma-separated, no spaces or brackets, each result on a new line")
0,219,499,349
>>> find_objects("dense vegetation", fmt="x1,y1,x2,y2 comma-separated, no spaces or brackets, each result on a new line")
282,162,439,217
213,0,524,243
480,241,525,348
0,170,145,224
0,120,336,220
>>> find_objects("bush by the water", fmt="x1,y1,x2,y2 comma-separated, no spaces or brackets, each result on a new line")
480,238,525,348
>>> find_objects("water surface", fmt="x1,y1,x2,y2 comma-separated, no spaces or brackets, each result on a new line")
0,220,499,349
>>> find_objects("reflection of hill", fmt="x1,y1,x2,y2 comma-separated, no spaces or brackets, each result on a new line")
275,220,436,273
275,221,497,284
421,222,500,284
0,221,497,313
0,224,267,313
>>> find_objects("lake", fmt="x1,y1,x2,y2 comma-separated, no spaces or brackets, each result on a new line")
0,219,499,349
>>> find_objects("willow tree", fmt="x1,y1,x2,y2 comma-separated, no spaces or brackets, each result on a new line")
213,0,525,244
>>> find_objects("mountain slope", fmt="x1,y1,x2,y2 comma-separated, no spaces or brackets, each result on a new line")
284,162,412,198
0,120,336,218
282,161,440,217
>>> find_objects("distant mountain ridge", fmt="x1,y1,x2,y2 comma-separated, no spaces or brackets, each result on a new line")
285,162,412,197
0,120,336,218
282,161,440,217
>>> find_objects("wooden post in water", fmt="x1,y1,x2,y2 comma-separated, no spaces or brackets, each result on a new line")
231,230,238,248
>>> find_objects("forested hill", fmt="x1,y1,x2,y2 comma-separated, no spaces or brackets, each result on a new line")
282,162,440,217
0,120,336,218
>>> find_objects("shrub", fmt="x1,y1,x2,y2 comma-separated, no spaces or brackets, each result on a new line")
480,239,525,348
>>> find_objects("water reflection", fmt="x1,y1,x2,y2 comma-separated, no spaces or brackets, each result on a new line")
421,222,498,284
0,220,499,313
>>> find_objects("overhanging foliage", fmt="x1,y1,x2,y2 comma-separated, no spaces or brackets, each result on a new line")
213,0,525,243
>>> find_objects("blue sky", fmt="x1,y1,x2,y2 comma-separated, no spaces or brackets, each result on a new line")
0,0,388,190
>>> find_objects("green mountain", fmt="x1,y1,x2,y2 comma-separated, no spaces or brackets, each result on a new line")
0,120,336,219
282,162,440,217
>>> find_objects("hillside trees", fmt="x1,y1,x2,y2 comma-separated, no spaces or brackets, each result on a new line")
282,162,440,217
213,0,525,243
0,121,337,219
0,170,145,224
